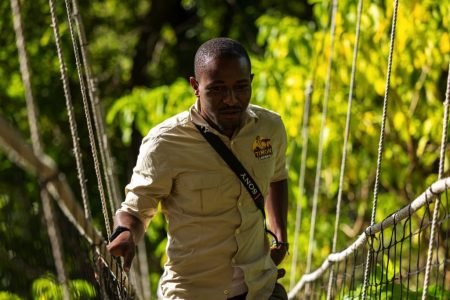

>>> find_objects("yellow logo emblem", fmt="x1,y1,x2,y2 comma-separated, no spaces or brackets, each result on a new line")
252,136,273,160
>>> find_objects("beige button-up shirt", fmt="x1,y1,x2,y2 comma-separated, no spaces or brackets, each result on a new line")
118,103,288,299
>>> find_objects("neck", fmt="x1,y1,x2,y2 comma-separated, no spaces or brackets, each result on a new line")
206,118,235,138
222,128,235,139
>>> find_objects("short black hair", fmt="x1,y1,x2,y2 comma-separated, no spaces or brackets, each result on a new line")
194,37,251,78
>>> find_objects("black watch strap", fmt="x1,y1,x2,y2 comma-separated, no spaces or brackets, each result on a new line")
109,226,131,242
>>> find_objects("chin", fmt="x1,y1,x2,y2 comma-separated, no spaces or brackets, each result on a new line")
221,115,242,123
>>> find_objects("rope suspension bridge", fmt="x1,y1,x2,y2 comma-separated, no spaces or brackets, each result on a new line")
1,0,449,299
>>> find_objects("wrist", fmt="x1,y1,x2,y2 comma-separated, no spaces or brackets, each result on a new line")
272,240,289,253
109,226,131,242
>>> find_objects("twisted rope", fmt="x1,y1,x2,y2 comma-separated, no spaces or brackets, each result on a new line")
67,2,151,297
62,0,112,237
422,63,450,299
326,0,363,298
361,0,399,297
306,0,339,274
289,82,313,289
47,0,92,220
70,0,121,211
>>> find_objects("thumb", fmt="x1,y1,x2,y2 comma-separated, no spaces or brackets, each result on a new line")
123,246,136,272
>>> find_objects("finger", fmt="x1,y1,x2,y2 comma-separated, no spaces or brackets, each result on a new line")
107,241,123,257
123,246,136,272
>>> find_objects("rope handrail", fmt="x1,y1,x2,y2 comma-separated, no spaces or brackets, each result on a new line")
0,113,136,298
288,175,450,299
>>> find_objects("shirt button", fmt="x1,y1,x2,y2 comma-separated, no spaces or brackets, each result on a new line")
224,289,229,295
238,201,243,207
235,229,240,234
232,258,236,264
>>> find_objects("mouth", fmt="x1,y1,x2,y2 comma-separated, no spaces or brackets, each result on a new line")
219,109,242,119
220,107,242,114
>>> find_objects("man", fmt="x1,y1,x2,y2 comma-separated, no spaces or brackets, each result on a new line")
107,37,289,299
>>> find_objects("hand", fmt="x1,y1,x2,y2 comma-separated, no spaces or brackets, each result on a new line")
106,231,136,272
270,243,287,266
277,268,286,279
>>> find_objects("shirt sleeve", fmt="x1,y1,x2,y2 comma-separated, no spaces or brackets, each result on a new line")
117,134,173,229
271,117,288,183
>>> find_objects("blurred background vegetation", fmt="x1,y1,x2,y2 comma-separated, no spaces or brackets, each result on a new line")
0,0,449,298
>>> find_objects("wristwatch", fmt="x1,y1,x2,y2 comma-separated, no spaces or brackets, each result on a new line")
109,226,131,242
273,241,289,253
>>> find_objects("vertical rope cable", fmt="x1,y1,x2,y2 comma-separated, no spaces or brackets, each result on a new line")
61,0,112,237
10,0,69,298
306,0,339,275
422,63,450,299
70,0,121,211
289,82,313,290
69,1,152,297
326,0,363,298
47,0,92,221
361,0,399,297
289,11,329,290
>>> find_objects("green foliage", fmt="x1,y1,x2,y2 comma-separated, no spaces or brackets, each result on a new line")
32,274,96,300
107,79,193,143
343,273,450,300
1,0,449,297
69,280,97,299
0,292,22,300
250,1,449,285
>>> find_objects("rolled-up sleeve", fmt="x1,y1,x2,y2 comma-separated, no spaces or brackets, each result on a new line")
118,134,173,228
271,116,288,183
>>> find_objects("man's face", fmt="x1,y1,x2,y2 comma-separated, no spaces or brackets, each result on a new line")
190,56,253,135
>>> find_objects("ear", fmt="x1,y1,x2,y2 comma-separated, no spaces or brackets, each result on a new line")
189,77,200,97
250,73,254,82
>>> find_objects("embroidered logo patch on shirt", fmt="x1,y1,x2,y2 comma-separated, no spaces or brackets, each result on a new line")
252,136,273,160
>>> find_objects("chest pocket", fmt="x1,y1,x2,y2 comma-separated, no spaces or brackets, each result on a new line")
175,172,234,216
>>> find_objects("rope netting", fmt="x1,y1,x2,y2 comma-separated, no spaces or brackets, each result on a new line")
289,177,450,299
0,114,137,299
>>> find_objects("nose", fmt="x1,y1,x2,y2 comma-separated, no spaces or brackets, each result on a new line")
223,88,238,106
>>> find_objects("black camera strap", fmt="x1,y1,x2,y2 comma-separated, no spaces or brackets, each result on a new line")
195,124,278,244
